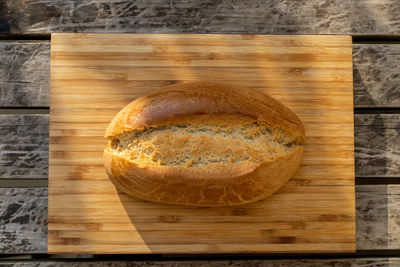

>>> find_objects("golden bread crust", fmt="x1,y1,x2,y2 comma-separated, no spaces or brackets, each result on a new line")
103,146,303,206
105,82,305,142
103,82,305,206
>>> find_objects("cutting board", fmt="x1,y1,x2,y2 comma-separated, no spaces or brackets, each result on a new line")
48,33,355,254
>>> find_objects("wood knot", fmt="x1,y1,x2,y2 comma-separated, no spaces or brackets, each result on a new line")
288,68,303,75
207,53,217,60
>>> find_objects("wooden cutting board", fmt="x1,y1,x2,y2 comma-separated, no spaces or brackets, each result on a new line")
48,33,355,254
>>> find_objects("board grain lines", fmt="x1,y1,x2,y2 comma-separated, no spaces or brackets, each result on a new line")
0,0,400,35
3,42,400,109
47,34,356,254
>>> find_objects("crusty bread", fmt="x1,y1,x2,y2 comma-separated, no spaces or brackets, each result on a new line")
103,82,305,206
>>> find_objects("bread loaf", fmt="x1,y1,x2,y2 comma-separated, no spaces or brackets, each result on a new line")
103,82,305,206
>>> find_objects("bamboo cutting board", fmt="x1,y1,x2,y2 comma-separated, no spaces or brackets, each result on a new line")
49,33,355,254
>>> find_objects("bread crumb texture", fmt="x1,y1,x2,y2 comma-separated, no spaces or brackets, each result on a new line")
106,114,297,168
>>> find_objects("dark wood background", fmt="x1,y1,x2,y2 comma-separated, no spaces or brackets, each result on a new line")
0,0,400,265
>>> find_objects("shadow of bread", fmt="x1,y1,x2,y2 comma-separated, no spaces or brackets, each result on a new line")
115,184,306,253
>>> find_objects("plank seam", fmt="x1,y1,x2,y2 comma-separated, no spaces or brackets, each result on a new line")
0,108,49,114
356,178,400,185
0,34,399,43
354,108,400,114
353,35,400,44
0,34,51,40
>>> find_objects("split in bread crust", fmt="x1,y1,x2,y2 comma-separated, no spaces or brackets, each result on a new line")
104,82,305,206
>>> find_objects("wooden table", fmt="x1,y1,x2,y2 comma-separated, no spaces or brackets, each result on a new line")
0,1,399,265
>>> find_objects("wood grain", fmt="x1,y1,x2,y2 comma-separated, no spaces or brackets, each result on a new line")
1,0,399,35
356,185,400,250
0,115,48,179
355,114,400,178
353,44,400,108
351,0,400,35
48,33,355,254
0,0,350,34
0,188,47,253
0,0,398,259
0,41,50,107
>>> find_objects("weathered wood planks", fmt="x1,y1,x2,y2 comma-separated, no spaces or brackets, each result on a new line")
355,114,400,178
0,0,352,34
0,41,50,107
356,185,400,250
1,0,399,35
0,10,397,256
0,115,48,179
0,0,398,260
0,188,47,253
351,0,400,35
354,44,400,108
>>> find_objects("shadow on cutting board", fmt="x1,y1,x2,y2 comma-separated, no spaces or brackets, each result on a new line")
106,34,356,254
115,185,303,254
